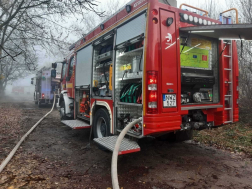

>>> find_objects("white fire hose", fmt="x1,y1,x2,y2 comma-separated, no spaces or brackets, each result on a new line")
0,94,56,173
111,117,142,189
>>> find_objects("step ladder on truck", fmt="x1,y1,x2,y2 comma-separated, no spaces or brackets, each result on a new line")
51,0,251,155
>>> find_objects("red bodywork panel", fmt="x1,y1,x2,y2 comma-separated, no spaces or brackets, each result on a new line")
160,9,178,113
143,0,238,135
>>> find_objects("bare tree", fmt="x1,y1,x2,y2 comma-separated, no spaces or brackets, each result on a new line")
71,0,129,39
0,0,105,94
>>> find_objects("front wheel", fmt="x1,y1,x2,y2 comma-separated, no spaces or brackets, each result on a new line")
93,108,111,138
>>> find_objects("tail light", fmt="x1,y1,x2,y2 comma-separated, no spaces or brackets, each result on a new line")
42,93,45,99
147,71,158,114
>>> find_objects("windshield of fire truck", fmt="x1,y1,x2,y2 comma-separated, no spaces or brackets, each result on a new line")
180,32,219,104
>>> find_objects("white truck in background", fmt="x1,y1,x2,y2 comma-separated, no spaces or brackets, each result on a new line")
32,67,60,107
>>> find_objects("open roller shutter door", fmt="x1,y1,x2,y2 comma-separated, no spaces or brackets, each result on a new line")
75,45,93,87
116,13,146,45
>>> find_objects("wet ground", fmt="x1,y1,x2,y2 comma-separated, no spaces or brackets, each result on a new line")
0,97,252,188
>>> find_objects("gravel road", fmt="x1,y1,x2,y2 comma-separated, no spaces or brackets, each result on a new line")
1,98,252,189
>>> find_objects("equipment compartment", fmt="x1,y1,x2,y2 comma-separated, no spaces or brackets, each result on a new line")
116,105,143,136
95,51,113,63
179,33,219,105
114,37,144,137
75,87,90,121
92,33,114,98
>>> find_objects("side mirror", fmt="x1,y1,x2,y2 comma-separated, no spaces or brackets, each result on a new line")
51,69,56,78
52,63,57,69
66,76,70,81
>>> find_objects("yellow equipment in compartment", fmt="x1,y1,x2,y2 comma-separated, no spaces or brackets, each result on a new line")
109,64,112,90
93,80,98,87
123,63,132,71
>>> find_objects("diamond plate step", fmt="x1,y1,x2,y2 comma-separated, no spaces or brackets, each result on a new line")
93,136,140,155
61,120,91,129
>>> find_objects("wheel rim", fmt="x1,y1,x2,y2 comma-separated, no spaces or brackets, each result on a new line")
97,117,107,138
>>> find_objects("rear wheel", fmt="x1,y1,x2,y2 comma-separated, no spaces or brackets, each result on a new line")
176,130,193,142
60,101,67,120
93,108,110,138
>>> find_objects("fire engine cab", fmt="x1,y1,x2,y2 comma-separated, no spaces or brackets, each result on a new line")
54,0,252,154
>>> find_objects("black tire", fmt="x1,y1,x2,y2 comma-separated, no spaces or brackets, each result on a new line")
157,132,176,142
60,101,68,120
93,108,111,138
175,130,193,142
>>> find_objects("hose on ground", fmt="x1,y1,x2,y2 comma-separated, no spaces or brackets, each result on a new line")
111,117,142,189
0,94,56,173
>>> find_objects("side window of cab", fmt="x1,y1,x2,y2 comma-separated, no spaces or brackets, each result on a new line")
61,62,67,79
68,57,74,78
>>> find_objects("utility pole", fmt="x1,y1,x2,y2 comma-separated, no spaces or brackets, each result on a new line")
209,0,213,18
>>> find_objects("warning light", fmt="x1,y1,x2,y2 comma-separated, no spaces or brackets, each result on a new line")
152,18,158,24
152,9,158,15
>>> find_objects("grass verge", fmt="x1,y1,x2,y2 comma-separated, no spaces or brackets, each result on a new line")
193,122,252,156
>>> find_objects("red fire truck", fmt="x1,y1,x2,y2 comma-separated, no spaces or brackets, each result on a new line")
55,0,252,154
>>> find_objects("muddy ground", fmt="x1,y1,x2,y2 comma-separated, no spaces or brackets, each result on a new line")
0,97,252,189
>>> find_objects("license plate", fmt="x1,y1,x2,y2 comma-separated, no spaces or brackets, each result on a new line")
163,94,176,107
